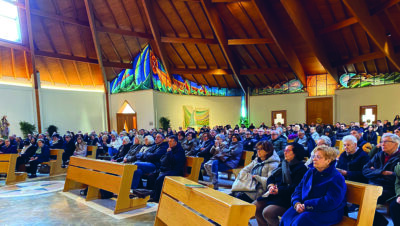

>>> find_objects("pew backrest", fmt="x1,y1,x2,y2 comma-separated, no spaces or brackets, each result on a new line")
86,145,98,159
155,176,256,226
184,156,204,182
0,154,26,184
335,181,382,226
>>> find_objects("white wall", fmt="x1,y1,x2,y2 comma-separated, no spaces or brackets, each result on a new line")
335,83,400,123
249,92,308,126
153,91,241,129
0,84,36,137
109,89,155,131
40,89,106,134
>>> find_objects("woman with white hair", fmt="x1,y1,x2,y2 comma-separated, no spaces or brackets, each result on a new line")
123,135,144,163
111,136,132,162
336,135,370,183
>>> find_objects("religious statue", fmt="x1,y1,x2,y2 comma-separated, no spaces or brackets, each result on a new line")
1,116,10,138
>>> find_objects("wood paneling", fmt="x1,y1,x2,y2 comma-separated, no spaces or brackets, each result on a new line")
116,113,137,132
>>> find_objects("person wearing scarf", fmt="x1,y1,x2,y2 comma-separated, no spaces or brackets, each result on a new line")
254,143,307,226
231,140,280,203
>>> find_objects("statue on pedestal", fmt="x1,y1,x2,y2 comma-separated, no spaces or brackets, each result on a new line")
1,116,10,138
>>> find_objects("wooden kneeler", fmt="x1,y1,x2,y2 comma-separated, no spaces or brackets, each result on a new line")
63,156,149,214
0,154,27,184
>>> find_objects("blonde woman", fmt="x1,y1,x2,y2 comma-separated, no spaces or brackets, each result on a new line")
281,146,346,226
73,137,87,157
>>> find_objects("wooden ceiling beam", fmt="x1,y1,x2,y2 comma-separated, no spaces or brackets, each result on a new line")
227,38,274,45
371,0,400,15
96,26,153,39
0,40,30,52
161,37,217,44
280,0,338,81
172,68,232,74
35,51,98,64
343,0,400,71
333,51,386,67
252,0,306,86
142,0,173,81
200,0,247,93
31,9,89,28
241,68,292,74
102,61,132,68
318,17,358,35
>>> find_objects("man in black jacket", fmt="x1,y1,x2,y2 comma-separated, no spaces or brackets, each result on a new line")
131,133,168,189
150,135,186,202
363,133,400,225
62,134,76,167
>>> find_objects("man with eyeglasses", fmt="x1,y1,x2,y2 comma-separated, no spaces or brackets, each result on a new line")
363,133,400,225
270,130,287,160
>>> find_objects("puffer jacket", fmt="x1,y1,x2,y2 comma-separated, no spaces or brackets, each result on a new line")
223,141,244,169
182,139,198,156
235,151,280,200
124,144,143,163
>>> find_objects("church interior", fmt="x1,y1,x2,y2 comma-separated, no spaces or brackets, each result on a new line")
1,0,400,225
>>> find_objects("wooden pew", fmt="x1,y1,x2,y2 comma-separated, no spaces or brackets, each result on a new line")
0,154,27,184
377,136,381,145
86,146,98,159
336,140,344,156
41,149,66,176
63,156,148,214
184,156,204,182
154,176,256,226
226,151,253,179
288,139,295,143
334,181,382,226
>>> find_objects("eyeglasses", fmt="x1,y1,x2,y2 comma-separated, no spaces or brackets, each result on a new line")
312,155,324,160
381,140,395,144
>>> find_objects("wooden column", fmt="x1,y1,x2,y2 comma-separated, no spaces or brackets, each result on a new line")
84,0,111,131
25,0,42,133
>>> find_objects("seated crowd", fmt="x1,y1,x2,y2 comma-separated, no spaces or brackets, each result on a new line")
1,116,400,225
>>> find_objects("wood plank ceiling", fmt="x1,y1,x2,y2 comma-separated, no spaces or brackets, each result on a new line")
0,0,399,89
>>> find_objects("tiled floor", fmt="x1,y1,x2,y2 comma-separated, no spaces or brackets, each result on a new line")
0,175,155,225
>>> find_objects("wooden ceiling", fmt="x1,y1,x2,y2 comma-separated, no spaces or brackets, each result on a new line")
1,0,400,91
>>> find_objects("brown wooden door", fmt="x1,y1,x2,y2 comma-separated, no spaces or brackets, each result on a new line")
271,110,287,126
306,97,333,125
116,113,137,132
360,105,377,125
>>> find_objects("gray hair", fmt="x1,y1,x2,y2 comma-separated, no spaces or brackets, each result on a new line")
342,135,357,145
382,133,400,145
134,135,144,145
122,136,130,143
318,135,332,147
144,135,155,145
298,129,305,134
271,130,280,135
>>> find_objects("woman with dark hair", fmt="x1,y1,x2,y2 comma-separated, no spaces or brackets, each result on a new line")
362,125,378,145
177,131,185,143
182,132,197,156
324,128,336,147
280,146,346,226
208,134,243,189
193,132,214,162
253,143,307,226
231,140,280,203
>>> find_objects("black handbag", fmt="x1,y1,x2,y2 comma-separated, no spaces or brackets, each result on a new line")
38,164,50,174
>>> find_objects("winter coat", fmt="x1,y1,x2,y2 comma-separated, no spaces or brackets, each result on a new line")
294,136,316,157
363,131,378,145
21,144,37,159
271,136,288,160
395,163,400,198
159,143,186,175
210,141,228,160
243,138,258,152
235,152,280,200
141,142,168,168
124,144,143,163
357,137,372,153
336,148,370,183
181,139,198,156
107,138,122,150
363,150,400,193
261,161,308,208
33,145,50,163
283,161,346,226
50,140,63,149
195,139,214,161
223,141,244,169
0,144,17,154
63,140,76,156
112,143,132,162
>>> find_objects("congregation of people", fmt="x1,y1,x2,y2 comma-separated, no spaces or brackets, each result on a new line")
1,115,400,225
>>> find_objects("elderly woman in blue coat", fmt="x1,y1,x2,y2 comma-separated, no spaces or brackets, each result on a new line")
280,145,346,226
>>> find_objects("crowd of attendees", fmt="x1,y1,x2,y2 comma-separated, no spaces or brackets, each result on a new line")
1,115,400,225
